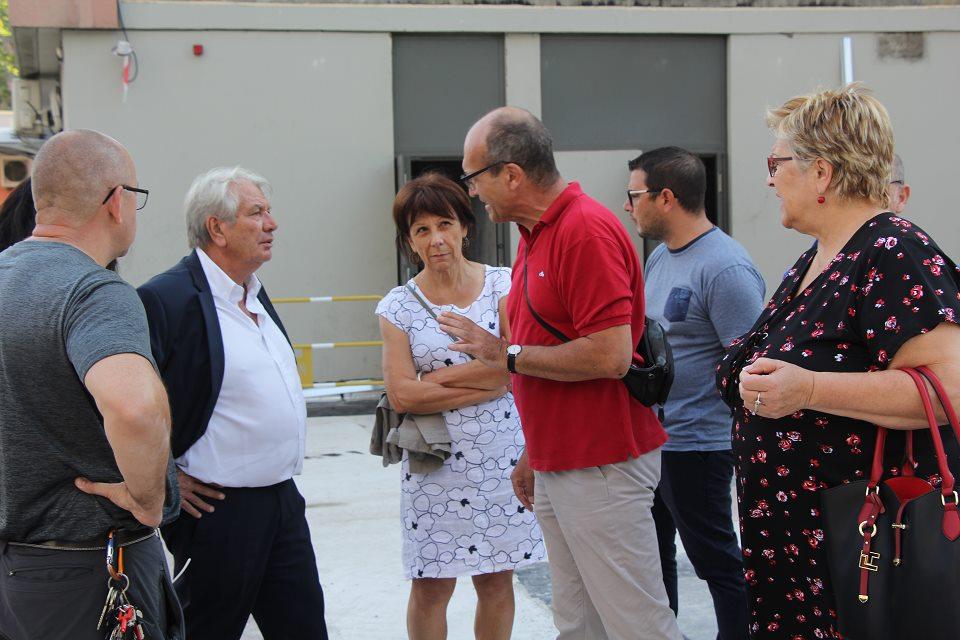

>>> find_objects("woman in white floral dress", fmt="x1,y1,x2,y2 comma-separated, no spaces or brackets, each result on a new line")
377,173,545,639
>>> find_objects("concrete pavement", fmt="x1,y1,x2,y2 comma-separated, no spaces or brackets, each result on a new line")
229,415,726,639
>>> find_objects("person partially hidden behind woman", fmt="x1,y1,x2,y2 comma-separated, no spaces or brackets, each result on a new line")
376,173,545,640
0,179,35,252
716,84,960,639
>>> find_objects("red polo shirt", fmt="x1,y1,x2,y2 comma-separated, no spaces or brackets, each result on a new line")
508,182,667,472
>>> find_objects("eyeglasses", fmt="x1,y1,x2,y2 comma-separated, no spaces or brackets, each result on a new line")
102,184,150,210
626,188,663,209
458,161,514,189
767,156,794,178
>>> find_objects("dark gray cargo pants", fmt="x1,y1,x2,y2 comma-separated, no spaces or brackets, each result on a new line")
0,533,183,640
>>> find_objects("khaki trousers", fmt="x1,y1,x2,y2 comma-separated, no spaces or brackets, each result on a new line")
535,448,683,640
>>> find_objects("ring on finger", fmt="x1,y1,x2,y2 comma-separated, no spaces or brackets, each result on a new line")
751,392,763,415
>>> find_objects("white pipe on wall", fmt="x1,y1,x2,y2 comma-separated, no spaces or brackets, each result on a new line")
842,36,855,84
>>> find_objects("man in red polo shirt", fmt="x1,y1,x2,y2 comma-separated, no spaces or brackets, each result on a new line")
438,107,681,640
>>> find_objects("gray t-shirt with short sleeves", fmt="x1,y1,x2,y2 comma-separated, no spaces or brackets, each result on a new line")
0,241,175,544
644,227,766,452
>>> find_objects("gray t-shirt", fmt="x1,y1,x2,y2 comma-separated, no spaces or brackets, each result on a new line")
0,241,175,543
644,227,765,452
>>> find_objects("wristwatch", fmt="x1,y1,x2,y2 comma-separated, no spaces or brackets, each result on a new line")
506,344,523,374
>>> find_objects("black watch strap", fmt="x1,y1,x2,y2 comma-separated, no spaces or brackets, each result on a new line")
507,350,518,374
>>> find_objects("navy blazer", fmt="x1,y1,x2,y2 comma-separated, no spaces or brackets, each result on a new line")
137,250,291,459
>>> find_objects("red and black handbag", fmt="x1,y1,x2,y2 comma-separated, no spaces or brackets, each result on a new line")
821,366,960,640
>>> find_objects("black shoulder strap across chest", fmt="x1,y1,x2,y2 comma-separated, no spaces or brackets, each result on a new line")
522,251,571,343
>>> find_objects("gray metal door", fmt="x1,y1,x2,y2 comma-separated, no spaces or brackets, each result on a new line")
541,35,728,260
392,34,508,284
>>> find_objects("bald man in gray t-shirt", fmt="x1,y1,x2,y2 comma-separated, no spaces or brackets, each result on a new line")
0,130,181,640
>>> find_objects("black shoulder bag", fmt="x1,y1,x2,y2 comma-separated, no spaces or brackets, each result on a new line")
522,256,674,410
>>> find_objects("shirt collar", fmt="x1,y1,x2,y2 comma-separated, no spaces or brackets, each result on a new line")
539,182,583,227
196,247,262,306
518,181,583,243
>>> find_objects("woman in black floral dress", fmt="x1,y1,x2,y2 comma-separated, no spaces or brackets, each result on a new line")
716,85,960,639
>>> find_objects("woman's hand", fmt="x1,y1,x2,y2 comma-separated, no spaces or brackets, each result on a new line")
738,357,816,419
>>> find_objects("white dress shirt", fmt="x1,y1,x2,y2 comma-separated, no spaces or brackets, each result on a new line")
176,248,306,487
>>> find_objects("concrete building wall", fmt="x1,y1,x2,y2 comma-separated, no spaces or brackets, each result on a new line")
61,29,396,381
54,4,960,382
729,31,960,293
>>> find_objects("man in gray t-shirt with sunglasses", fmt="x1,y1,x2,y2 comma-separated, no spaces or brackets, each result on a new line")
625,147,764,640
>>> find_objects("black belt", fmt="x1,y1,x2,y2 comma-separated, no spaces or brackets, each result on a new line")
4,528,158,552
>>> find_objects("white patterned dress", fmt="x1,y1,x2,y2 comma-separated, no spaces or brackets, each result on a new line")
376,265,546,579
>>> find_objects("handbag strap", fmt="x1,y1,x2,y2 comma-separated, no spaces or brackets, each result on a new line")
862,367,960,544
903,368,957,499
405,282,475,360
916,365,960,443
522,252,571,343
902,368,959,540
406,282,440,322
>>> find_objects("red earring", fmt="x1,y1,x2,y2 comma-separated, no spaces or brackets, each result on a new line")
817,195,826,204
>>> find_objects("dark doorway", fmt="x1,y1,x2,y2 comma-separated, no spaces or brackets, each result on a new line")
394,157,510,284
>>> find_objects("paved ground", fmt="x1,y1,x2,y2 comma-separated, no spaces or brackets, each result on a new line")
224,415,728,639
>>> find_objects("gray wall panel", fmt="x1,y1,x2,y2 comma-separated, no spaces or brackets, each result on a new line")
61,30,396,382
393,34,504,156
541,35,726,152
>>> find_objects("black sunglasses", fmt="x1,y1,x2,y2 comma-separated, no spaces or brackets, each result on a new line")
103,185,150,211
458,161,518,186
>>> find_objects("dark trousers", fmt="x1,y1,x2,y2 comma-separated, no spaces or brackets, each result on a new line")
162,478,328,640
653,450,749,640
0,533,183,640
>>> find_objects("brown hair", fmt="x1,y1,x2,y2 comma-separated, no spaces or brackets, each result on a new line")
392,173,475,263
766,84,894,207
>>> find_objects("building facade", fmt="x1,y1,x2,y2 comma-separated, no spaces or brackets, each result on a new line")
10,0,960,381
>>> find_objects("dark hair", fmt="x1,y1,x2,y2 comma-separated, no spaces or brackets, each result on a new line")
392,173,475,263
485,111,561,188
628,147,706,213
0,178,35,252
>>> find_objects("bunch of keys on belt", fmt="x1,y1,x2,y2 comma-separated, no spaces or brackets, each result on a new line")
97,531,147,639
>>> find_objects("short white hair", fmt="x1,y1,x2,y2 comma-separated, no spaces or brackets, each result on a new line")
184,166,271,249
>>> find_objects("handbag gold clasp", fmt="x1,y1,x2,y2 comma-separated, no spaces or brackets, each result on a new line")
859,551,880,572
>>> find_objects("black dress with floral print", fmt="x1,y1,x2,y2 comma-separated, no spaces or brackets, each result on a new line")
716,214,960,639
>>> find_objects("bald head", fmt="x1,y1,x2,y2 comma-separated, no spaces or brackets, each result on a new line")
32,129,134,222
467,107,560,188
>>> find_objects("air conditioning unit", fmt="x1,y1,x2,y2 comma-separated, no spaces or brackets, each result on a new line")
12,79,43,137
1,156,32,189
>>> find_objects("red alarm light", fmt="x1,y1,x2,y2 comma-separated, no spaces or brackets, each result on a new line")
193,44,204,56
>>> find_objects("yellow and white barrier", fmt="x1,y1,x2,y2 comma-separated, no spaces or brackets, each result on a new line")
280,294,384,390
273,295,382,304
312,380,384,388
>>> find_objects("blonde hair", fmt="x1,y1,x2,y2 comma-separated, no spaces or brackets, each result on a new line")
766,84,894,208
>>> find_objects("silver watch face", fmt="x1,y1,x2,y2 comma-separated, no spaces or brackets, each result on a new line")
507,344,522,356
